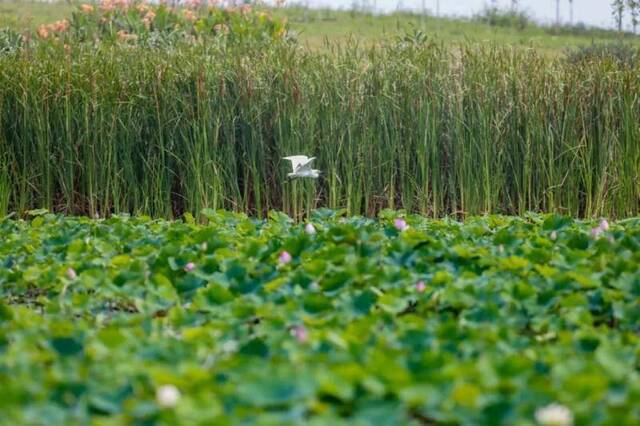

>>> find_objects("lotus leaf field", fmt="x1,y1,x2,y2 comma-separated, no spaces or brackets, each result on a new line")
0,211,639,425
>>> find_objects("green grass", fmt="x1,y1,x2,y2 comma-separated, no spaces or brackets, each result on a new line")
1,40,639,219
0,0,74,29
1,211,639,424
278,7,639,54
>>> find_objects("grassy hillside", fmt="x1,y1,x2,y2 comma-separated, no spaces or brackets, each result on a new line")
0,0,73,29
1,1,638,53
278,7,639,53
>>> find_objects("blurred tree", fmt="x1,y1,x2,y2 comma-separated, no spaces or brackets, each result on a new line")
612,0,625,32
628,0,639,33
569,0,574,25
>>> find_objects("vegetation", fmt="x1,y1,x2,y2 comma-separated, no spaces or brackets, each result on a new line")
1,211,639,424
1,3,639,425
2,2,639,52
1,28,639,219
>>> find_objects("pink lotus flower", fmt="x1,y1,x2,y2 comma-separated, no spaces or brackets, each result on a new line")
290,325,308,342
279,251,292,265
394,218,409,232
184,262,196,272
591,227,603,239
415,281,426,293
66,268,77,280
599,219,609,231
305,223,316,235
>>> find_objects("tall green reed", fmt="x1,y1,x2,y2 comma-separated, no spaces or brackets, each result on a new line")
0,40,638,219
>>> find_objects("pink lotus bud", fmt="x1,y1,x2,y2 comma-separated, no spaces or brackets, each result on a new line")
66,268,77,280
305,223,316,235
279,251,292,265
394,218,409,232
184,262,196,272
415,281,426,293
156,384,180,408
591,227,603,239
599,219,609,231
290,325,308,342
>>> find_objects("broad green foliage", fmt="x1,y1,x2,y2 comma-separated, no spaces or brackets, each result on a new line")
0,211,639,425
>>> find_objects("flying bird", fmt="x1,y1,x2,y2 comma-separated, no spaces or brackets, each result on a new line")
283,155,321,179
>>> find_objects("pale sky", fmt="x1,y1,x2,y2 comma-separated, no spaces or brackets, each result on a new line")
286,1,633,30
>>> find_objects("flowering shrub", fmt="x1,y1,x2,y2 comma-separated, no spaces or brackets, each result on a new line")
34,0,287,45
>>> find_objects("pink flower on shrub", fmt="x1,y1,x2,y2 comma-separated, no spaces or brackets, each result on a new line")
184,262,196,272
415,281,426,293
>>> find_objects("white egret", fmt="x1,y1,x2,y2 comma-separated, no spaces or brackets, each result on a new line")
283,155,320,179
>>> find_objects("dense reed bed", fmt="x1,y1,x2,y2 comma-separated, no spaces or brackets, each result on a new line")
0,39,639,219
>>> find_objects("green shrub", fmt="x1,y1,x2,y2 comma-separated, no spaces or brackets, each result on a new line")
0,28,25,55
566,43,639,66
474,6,531,30
32,1,287,46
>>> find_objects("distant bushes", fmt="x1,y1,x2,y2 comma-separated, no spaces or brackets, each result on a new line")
474,6,531,30
566,43,639,66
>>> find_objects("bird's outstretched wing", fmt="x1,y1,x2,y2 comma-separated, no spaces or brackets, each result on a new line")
283,156,309,173
296,157,316,173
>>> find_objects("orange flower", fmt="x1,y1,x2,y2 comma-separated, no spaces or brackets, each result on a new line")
36,25,49,39
100,0,114,12
80,4,94,13
53,19,70,32
116,30,138,42
183,9,197,22
142,10,156,29
213,23,229,35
